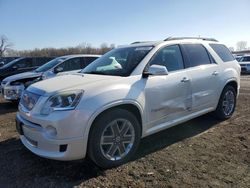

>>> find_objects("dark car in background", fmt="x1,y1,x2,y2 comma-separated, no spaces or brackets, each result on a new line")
0,57,20,67
0,57,53,82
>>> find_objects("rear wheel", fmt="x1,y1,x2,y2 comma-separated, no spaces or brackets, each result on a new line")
214,85,236,120
88,109,141,169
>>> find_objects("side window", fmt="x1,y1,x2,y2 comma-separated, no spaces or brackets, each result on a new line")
84,57,98,66
242,56,250,62
14,58,32,68
58,57,82,71
209,44,235,62
149,45,184,72
182,44,211,67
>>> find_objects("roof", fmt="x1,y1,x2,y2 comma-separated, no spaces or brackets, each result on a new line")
118,37,219,48
118,41,162,48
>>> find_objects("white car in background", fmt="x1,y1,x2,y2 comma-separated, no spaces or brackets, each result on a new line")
1,54,100,101
16,37,240,168
238,55,250,73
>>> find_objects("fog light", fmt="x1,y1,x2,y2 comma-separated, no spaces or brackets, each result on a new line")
45,126,57,137
59,144,67,152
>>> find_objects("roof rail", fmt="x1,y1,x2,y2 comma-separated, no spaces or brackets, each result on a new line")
131,41,153,44
164,37,218,42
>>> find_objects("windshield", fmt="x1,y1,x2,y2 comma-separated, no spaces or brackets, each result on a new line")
0,57,24,69
81,46,153,76
35,57,67,72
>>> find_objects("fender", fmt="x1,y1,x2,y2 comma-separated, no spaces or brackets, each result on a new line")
224,77,239,93
82,99,144,156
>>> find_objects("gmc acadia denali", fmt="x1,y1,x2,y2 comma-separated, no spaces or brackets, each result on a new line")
16,37,240,168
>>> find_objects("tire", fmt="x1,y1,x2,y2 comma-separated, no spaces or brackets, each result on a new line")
214,85,236,120
88,109,141,169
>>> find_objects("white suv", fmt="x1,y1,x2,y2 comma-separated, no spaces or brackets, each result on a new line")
16,37,240,168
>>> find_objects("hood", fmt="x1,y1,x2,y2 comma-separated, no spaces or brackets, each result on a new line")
28,73,122,96
3,71,42,83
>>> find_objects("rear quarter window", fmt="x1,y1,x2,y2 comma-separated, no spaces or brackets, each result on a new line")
209,44,235,62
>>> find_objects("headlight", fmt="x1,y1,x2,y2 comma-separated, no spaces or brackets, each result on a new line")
41,90,83,115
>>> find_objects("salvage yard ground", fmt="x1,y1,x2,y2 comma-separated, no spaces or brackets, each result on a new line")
0,76,249,188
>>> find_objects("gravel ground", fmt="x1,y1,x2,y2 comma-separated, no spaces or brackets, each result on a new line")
0,76,249,188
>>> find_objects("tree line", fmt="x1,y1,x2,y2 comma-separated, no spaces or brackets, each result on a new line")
5,43,115,57
1,34,249,57
0,35,115,57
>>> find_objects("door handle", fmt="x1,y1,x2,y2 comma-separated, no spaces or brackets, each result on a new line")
181,77,190,83
212,71,219,76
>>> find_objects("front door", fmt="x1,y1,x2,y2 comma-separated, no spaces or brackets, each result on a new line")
144,44,192,130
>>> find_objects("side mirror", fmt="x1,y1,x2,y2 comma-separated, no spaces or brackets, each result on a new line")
54,66,64,73
143,64,168,77
0,62,4,67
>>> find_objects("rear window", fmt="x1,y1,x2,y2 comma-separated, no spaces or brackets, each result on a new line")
209,44,235,62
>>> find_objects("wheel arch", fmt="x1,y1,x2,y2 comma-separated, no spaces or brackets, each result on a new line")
224,79,238,95
216,78,238,109
83,100,144,156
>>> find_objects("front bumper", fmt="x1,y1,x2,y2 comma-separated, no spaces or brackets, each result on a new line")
16,112,87,161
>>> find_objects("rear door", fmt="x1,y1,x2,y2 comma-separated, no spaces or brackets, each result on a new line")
180,43,220,111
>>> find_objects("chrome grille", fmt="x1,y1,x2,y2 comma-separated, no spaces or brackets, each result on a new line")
20,90,40,111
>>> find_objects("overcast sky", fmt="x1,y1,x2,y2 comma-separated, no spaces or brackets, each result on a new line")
1,0,250,50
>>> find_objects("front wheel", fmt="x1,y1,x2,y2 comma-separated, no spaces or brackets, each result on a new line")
88,109,141,169
214,85,237,120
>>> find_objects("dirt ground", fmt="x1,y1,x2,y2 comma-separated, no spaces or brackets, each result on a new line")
0,76,249,188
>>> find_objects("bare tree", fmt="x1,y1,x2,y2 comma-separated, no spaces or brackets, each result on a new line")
100,43,109,54
0,35,13,57
236,41,247,51
228,47,234,52
6,43,114,57
110,43,116,49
